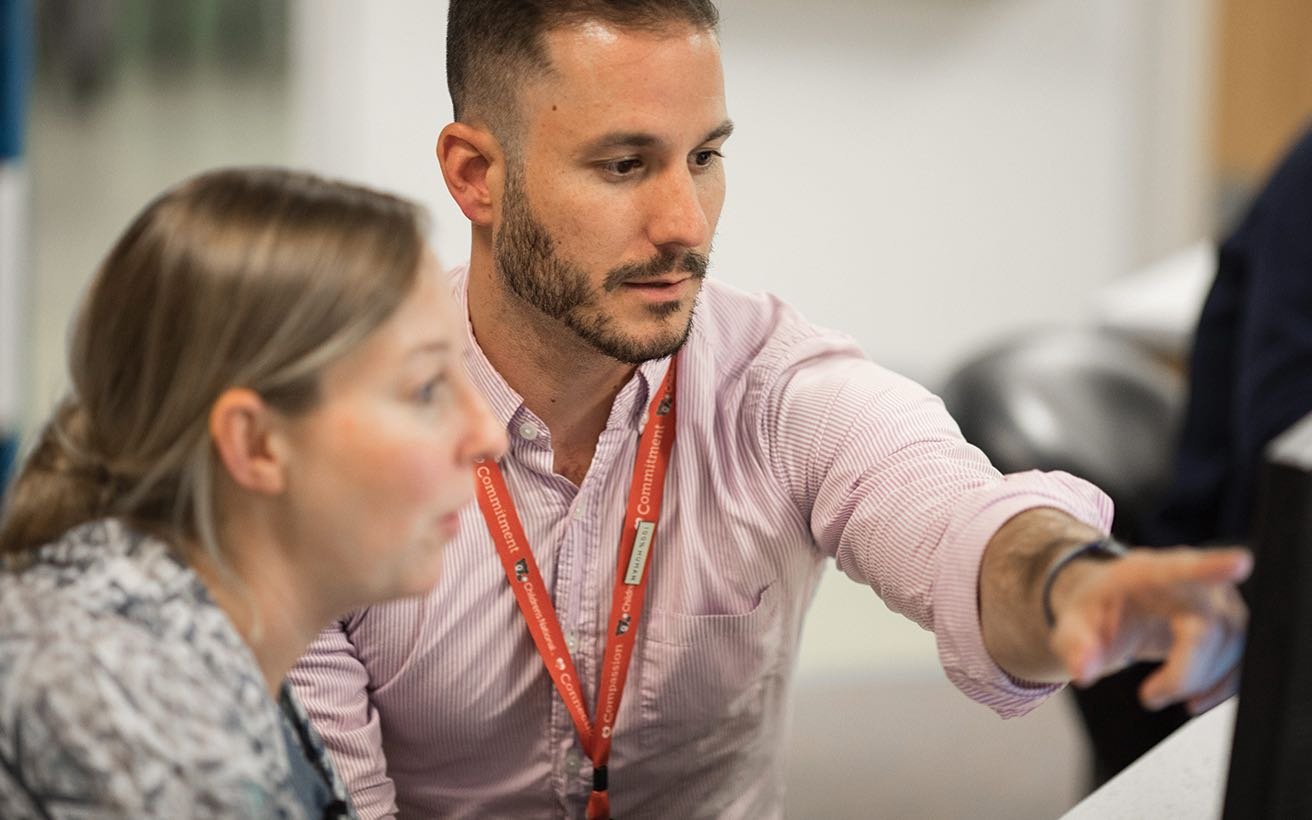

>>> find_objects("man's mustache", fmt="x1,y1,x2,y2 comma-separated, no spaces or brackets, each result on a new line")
603,250,709,291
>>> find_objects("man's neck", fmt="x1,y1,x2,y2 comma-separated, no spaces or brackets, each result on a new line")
467,261,634,483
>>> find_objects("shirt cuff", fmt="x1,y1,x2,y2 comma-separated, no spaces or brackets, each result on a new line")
931,469,1114,718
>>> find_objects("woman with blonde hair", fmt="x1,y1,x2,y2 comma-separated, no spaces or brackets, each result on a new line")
0,167,504,818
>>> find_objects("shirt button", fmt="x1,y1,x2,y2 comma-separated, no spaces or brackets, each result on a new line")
573,505,587,521
518,422,540,441
565,631,577,652
565,750,582,773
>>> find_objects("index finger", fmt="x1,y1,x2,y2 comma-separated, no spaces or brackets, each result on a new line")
1128,547,1253,588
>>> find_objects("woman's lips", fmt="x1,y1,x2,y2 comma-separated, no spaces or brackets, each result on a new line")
437,511,461,539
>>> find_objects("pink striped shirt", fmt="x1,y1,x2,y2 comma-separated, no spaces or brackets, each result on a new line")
289,267,1112,819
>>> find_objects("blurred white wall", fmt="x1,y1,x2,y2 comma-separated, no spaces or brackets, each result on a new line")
26,67,290,424
292,0,1217,679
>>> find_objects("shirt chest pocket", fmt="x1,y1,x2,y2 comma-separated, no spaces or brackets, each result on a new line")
636,583,782,750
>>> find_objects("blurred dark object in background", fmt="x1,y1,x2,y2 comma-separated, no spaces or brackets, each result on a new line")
1146,122,1312,553
35,0,287,109
942,329,1183,544
37,0,115,104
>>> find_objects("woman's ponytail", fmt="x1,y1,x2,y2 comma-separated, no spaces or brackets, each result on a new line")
0,399,123,555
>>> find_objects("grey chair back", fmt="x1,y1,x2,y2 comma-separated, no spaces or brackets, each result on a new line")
940,328,1184,541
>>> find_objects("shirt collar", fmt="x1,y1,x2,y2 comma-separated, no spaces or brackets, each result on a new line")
452,265,525,433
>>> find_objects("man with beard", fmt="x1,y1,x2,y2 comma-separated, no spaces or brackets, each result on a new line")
290,2,1251,818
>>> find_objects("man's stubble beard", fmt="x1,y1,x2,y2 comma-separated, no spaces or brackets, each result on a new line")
493,167,708,365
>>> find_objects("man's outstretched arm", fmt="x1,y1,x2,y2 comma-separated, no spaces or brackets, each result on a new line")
979,507,1251,714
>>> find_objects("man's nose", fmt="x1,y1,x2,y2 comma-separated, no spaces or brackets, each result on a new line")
645,168,710,252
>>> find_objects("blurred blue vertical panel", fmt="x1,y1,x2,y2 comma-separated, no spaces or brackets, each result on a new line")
1,0,31,159
1,0,33,498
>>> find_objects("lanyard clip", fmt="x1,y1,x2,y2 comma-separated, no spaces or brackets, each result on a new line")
586,766,611,819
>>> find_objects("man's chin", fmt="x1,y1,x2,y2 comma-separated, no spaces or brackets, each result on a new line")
561,294,698,363
578,321,693,364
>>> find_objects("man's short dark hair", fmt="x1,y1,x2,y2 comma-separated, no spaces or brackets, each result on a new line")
447,1,720,140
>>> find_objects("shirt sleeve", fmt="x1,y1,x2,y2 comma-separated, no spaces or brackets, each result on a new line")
289,614,398,820
754,326,1113,717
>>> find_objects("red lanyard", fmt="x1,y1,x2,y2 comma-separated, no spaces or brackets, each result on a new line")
472,357,678,820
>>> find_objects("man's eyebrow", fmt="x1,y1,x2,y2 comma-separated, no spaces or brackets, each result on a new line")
583,131,661,153
703,119,734,143
581,119,735,154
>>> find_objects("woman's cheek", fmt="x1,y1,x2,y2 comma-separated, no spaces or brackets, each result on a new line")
382,429,452,503
327,411,407,480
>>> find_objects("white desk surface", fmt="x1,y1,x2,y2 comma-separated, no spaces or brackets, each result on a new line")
1061,698,1236,820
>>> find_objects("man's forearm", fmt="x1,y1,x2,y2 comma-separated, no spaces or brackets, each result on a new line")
978,507,1103,682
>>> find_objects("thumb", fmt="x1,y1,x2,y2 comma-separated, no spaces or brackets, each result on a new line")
1050,599,1121,686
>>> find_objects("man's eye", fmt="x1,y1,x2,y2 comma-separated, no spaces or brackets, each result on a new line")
604,158,643,176
692,149,723,167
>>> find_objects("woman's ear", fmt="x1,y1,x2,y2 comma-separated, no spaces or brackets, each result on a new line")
437,121,504,227
209,388,287,495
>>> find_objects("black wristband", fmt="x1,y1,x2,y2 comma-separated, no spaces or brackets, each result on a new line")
1040,535,1128,628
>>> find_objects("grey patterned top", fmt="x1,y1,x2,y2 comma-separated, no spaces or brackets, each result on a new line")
0,519,355,819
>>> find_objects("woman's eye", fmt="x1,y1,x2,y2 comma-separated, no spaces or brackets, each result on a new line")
415,377,446,405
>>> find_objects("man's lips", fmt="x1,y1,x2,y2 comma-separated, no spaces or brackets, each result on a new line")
622,276,692,288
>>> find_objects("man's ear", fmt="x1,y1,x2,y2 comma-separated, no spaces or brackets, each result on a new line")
437,121,504,227
209,388,288,496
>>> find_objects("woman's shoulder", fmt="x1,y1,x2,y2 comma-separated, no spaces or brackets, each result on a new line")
0,520,244,670
0,518,195,602
0,520,303,818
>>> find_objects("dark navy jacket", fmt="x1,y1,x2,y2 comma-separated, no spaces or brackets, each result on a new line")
1149,123,1312,546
